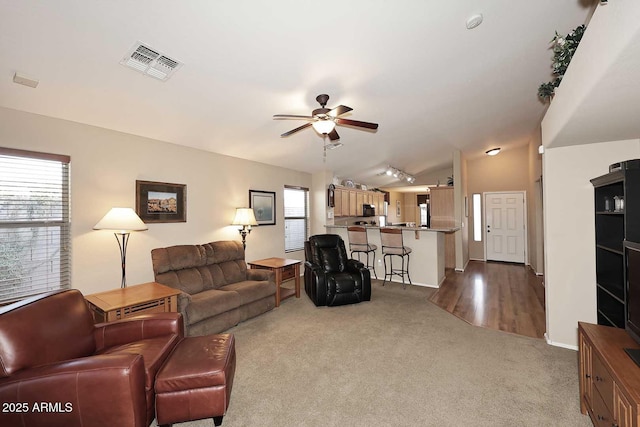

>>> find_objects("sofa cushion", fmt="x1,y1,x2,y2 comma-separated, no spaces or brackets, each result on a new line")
152,245,207,274
97,335,179,392
202,241,248,287
220,280,276,305
186,289,242,325
152,245,212,294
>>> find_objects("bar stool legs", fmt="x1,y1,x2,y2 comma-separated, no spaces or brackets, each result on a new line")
351,249,378,279
382,252,411,289
379,227,412,290
347,226,378,280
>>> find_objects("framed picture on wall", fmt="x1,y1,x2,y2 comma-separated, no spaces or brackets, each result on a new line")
249,190,276,225
136,180,187,223
396,200,401,217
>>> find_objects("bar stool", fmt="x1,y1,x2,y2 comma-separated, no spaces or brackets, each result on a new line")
347,226,378,279
379,228,412,289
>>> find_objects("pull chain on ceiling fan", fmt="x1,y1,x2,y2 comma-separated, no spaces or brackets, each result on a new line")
273,94,379,141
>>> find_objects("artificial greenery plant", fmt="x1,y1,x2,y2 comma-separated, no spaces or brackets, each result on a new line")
538,24,586,102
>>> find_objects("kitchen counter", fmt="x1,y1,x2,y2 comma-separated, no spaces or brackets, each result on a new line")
326,224,459,233
325,224,455,287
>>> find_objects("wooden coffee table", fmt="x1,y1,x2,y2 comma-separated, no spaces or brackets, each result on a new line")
85,281,181,323
248,257,301,307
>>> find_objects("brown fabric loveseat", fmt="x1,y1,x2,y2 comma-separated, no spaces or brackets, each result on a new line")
151,240,276,336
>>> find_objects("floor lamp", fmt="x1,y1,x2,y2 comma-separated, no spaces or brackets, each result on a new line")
94,207,148,288
232,208,258,250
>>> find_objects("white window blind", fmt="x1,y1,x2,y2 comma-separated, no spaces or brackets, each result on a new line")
284,186,309,252
0,148,71,304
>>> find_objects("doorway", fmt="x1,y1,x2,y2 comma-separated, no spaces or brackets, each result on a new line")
484,191,526,263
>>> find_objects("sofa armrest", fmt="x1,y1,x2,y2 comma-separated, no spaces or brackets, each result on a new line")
93,312,184,351
0,354,146,427
247,268,275,284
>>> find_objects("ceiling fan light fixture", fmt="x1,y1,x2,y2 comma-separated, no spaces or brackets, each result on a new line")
312,119,336,135
486,147,501,156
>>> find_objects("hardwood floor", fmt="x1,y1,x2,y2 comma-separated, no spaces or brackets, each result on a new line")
428,260,546,339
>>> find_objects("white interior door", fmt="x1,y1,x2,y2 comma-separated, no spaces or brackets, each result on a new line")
485,192,526,263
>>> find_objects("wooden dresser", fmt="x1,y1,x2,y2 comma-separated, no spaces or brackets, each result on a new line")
579,322,640,426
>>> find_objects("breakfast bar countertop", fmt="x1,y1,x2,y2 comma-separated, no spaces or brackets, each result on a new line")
325,224,459,233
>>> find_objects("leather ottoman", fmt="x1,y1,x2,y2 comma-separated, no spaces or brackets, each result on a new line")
155,334,236,427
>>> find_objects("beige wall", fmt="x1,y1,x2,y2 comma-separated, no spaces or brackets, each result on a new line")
0,107,311,296
542,139,640,348
413,166,453,187
466,144,530,260
386,190,403,224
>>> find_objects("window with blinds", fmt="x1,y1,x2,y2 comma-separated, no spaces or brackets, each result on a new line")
284,186,309,252
0,148,71,304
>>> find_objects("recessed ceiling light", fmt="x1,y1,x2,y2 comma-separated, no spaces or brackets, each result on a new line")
486,148,501,156
466,14,483,30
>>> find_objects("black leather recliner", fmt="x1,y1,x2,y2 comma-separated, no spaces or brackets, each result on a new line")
304,234,372,306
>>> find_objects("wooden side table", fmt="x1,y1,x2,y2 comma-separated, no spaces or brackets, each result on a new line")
248,257,301,307
85,281,182,323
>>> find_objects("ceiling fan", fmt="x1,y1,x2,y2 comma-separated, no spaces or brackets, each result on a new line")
273,94,379,141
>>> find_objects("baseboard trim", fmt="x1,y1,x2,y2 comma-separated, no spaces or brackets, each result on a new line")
544,333,578,351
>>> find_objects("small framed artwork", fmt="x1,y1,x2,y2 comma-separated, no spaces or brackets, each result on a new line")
396,200,401,217
136,180,187,223
249,190,276,225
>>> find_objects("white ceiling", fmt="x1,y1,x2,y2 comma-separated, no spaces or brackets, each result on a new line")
0,1,596,188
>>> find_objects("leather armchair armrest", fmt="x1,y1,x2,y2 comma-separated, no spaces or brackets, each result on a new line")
310,269,328,306
346,259,365,272
94,312,184,351
0,354,146,427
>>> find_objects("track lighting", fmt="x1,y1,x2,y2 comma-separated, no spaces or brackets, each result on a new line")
384,166,415,183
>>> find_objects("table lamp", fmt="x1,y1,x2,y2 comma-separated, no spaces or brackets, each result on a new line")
232,208,258,249
94,207,148,288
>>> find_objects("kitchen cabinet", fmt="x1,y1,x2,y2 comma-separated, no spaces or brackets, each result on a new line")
331,186,385,218
334,188,344,216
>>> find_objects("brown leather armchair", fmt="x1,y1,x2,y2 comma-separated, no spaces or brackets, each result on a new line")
0,289,183,427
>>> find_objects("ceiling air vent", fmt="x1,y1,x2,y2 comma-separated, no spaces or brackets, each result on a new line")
120,42,182,82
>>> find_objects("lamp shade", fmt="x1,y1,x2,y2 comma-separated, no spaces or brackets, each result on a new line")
93,207,148,232
312,119,336,135
232,208,258,226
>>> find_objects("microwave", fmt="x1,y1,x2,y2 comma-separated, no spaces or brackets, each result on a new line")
362,204,376,217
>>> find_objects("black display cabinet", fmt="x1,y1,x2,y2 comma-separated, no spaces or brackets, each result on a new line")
591,162,640,328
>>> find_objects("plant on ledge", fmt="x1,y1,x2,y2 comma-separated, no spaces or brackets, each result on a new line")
538,24,586,102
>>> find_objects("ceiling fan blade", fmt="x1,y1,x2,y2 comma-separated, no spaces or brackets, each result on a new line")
281,122,312,137
327,129,340,141
273,114,315,120
328,105,353,117
335,118,379,130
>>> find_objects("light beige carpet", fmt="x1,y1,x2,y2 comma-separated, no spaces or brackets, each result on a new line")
151,281,591,427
